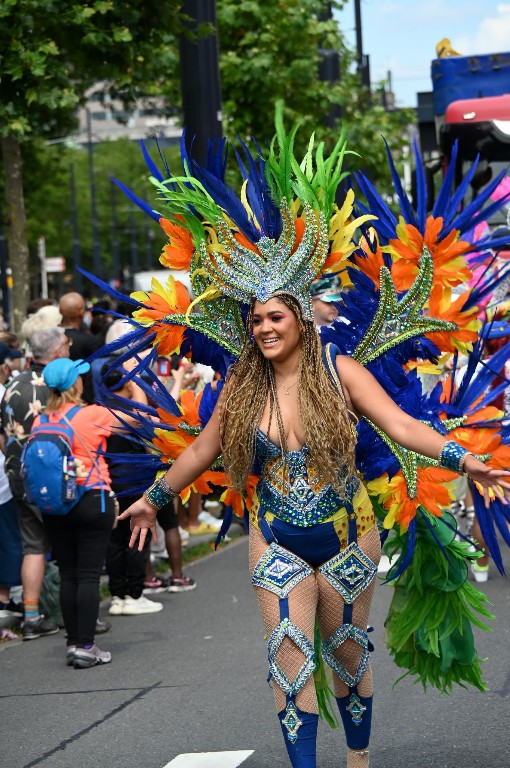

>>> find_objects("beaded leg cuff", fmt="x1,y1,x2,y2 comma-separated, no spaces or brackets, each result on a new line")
252,543,316,696
318,543,377,604
252,543,314,598
278,702,318,767
337,693,373,750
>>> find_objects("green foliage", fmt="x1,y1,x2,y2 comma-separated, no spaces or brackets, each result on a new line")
218,0,354,146
1,0,418,301
217,0,416,193
22,138,181,290
0,0,185,139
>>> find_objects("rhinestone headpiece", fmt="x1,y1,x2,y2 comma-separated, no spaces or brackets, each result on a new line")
197,198,329,321
148,104,365,346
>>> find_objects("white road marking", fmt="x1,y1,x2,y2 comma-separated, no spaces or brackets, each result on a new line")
163,751,254,768
378,554,392,574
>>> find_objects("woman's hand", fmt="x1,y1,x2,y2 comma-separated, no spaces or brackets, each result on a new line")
117,497,158,551
463,454,510,508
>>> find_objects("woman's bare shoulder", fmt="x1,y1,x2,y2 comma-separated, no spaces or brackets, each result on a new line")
335,354,365,379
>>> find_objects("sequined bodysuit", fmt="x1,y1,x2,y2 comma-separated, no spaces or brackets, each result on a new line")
251,429,375,564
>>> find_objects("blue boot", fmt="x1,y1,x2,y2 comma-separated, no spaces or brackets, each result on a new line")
278,700,318,768
336,692,372,751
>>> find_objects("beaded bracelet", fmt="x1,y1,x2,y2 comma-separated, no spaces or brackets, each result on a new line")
438,441,473,474
144,476,177,510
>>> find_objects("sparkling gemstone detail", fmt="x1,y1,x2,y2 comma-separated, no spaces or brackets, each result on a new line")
321,624,370,687
282,700,303,743
268,620,316,696
353,248,456,367
255,428,360,526
252,544,313,598
319,542,377,604
352,247,458,498
347,693,366,725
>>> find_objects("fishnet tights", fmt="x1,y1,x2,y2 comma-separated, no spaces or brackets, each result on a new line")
317,525,380,698
250,528,319,714
249,525,381,714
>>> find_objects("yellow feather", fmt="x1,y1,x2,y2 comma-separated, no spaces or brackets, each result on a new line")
185,285,223,319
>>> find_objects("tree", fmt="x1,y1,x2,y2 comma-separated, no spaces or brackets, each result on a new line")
0,0,184,329
4,0,416,323
217,0,415,194
22,138,181,296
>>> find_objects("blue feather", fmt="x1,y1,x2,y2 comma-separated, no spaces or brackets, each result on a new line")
440,157,480,228
215,505,233,548
140,140,165,182
472,491,505,575
383,137,416,225
412,137,427,229
353,173,398,240
78,267,149,309
443,167,510,235
111,178,162,223
198,381,223,427
385,518,416,581
432,142,458,217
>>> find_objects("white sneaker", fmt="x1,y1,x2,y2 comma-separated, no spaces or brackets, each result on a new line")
109,596,124,616
204,500,222,512
198,511,222,530
178,526,190,545
122,595,164,615
471,562,489,583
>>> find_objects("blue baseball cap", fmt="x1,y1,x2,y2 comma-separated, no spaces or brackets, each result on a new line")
485,321,510,340
43,358,90,392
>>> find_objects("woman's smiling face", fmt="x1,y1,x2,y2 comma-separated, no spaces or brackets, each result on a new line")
251,297,302,362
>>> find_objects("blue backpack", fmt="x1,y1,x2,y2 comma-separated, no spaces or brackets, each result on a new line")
21,405,87,516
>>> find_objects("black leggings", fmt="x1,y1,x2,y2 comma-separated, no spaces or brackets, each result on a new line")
44,490,115,646
106,496,149,599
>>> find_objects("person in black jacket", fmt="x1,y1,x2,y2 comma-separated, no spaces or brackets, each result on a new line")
101,365,164,616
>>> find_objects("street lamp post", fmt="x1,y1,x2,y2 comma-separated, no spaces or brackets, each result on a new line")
354,0,371,97
69,163,83,293
318,2,342,128
180,0,222,165
110,182,121,284
86,108,102,280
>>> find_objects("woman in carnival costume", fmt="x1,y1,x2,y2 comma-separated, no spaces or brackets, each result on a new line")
93,109,510,768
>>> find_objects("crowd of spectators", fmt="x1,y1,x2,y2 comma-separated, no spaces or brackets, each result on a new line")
0,292,223,667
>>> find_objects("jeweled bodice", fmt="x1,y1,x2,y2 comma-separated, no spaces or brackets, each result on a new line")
254,428,359,527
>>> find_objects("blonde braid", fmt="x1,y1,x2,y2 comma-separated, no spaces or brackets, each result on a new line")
219,294,357,493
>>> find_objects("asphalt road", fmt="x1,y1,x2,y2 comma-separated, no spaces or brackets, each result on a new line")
1,536,510,768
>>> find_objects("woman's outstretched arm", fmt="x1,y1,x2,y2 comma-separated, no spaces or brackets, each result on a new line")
337,355,510,505
118,404,222,549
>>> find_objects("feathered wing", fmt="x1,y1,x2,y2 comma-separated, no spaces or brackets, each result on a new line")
321,142,510,691
88,113,510,695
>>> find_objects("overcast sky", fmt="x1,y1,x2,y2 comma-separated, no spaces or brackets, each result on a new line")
336,1,510,107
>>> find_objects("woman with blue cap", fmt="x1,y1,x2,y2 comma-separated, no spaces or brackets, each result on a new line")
32,357,147,668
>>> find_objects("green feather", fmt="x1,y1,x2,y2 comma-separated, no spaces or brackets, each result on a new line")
383,512,493,693
313,619,339,728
